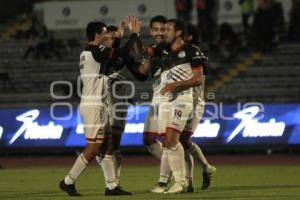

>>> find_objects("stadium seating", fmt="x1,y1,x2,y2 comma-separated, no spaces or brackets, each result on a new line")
1,30,300,107
215,43,300,103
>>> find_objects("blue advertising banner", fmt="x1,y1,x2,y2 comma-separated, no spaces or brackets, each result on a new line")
0,104,299,148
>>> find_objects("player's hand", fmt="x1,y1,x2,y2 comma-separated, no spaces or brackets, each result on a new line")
161,82,178,95
126,15,141,34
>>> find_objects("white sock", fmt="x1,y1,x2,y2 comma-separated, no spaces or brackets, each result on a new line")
185,152,194,186
113,150,122,185
167,143,186,186
190,142,211,173
100,155,118,190
95,154,103,165
147,141,163,160
64,153,88,185
158,148,171,184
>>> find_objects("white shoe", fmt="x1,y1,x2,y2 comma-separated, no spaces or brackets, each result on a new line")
164,183,187,194
150,182,168,194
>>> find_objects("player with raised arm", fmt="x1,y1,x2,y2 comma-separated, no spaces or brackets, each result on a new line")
59,19,139,196
94,16,146,187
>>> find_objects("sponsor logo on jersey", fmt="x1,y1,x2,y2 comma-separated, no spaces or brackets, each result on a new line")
166,71,172,80
178,51,186,58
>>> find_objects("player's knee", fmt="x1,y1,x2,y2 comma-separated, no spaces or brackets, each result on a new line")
165,136,178,148
165,130,180,148
83,146,101,161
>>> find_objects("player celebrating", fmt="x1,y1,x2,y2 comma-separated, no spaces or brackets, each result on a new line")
59,20,139,196
148,19,208,193
143,15,167,162
143,18,215,193
179,23,216,191
95,16,146,187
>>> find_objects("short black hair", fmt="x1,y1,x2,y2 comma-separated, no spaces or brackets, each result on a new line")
86,21,107,41
187,23,200,45
166,18,186,38
150,15,167,28
107,25,118,32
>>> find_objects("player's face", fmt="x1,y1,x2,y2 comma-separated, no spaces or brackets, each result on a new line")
96,27,108,44
104,31,116,48
150,22,165,44
164,22,176,45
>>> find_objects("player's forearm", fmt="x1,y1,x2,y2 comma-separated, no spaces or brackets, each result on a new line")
121,33,139,54
174,75,203,91
113,33,139,60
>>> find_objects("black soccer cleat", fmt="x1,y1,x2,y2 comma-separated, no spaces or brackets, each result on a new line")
105,186,132,196
186,184,194,193
201,166,216,190
59,180,82,196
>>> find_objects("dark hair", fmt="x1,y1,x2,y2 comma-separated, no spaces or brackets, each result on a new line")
86,21,107,41
107,25,118,32
166,18,186,38
187,23,200,45
150,15,167,28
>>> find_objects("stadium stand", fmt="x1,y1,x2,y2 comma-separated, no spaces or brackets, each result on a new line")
214,42,300,103
1,34,300,107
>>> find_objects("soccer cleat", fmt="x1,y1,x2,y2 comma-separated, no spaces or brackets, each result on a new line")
186,184,194,193
201,165,216,190
164,183,187,194
105,186,132,196
59,180,82,196
150,182,168,193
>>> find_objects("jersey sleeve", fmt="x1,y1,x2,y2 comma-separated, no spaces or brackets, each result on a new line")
189,46,208,70
91,45,114,63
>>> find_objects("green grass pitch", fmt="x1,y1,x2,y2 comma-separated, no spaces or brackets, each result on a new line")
1,165,300,200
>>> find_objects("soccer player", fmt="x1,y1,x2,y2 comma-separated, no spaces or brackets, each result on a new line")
95,16,146,187
59,20,139,196
145,18,215,193
181,23,216,191
143,15,167,162
149,19,208,193
94,16,166,188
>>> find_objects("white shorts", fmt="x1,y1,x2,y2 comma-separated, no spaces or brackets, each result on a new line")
183,102,205,136
144,99,193,135
80,104,110,143
143,103,163,135
164,100,193,134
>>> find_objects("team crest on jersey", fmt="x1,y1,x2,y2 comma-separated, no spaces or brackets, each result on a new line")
178,51,186,58
167,71,173,79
